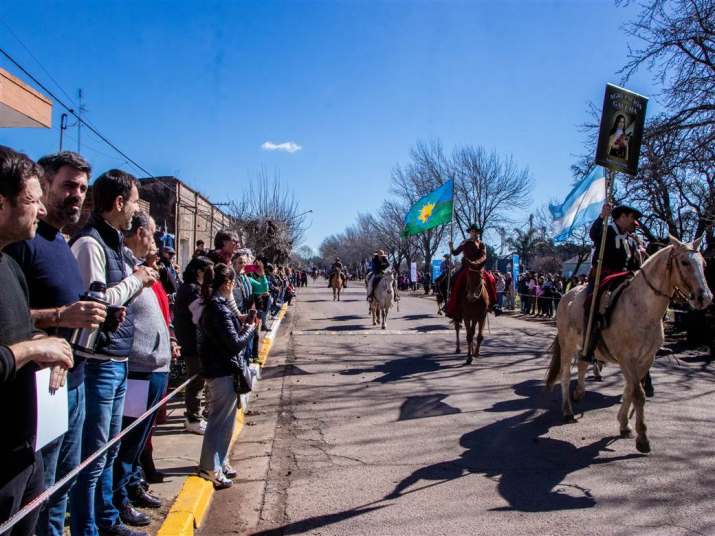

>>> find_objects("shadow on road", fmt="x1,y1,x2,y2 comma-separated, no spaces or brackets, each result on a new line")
385,379,641,511
251,505,388,536
324,314,365,322
261,364,309,380
402,314,434,321
340,354,442,383
398,394,462,421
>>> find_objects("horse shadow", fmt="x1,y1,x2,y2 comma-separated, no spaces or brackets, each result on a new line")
386,379,640,511
340,354,443,383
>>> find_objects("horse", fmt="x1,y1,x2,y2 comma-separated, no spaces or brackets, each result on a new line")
329,268,345,301
453,266,490,365
370,270,395,329
434,272,450,316
546,235,712,453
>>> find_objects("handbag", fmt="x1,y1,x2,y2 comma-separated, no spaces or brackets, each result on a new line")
233,356,253,395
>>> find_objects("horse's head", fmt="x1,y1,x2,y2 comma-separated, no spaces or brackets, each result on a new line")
668,235,713,310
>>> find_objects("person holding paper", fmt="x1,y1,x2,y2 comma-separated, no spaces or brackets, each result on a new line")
4,151,109,536
111,213,173,527
0,146,74,536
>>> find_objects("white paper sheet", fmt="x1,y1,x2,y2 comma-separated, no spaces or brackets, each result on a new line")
35,368,69,451
123,379,150,418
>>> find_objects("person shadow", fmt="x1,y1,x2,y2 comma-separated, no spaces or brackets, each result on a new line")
386,379,643,511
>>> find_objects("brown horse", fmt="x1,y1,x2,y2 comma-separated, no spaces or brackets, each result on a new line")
546,236,712,453
329,269,345,301
454,267,490,365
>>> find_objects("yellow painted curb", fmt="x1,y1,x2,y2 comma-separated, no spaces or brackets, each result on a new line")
157,510,194,536
157,309,285,535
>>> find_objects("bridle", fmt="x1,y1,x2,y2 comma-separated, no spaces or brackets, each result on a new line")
639,246,694,302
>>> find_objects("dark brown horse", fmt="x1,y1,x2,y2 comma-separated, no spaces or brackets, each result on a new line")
454,267,489,365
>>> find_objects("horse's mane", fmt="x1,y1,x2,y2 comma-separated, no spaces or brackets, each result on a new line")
638,244,674,271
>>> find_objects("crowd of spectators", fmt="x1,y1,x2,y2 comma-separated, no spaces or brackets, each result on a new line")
0,145,298,536
494,271,588,319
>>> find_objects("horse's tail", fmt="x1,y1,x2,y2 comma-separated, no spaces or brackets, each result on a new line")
545,335,561,389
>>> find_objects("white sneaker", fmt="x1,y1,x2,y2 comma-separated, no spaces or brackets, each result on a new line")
222,463,237,479
185,419,206,435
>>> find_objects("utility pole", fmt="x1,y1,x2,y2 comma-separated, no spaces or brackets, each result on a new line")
77,88,85,153
59,113,68,151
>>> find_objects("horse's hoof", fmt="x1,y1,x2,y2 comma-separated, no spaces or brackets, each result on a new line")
620,427,633,439
465,356,473,365
636,437,651,454
563,414,576,424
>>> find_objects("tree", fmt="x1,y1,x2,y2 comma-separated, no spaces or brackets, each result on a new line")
616,0,715,242
391,141,449,271
504,214,547,269
230,171,309,263
452,145,532,239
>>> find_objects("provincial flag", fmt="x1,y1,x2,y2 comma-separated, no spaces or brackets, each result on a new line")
549,167,606,243
402,180,454,237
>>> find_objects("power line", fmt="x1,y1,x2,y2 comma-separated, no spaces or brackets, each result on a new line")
0,19,78,107
0,46,156,178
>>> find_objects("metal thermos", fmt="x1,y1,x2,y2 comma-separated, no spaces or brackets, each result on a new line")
69,281,110,354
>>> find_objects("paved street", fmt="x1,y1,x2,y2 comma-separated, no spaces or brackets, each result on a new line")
200,282,715,536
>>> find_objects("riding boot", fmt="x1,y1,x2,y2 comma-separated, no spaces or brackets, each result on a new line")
642,371,655,398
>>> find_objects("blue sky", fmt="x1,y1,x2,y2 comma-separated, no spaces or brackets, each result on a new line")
0,0,653,252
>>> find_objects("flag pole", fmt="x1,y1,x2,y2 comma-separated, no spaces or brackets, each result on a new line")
581,168,613,361
447,179,455,298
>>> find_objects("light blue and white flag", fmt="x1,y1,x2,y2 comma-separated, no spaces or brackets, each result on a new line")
549,167,606,243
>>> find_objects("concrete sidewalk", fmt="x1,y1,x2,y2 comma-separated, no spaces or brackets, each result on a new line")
138,304,289,535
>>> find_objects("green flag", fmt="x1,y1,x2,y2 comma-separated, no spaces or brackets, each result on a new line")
402,180,454,237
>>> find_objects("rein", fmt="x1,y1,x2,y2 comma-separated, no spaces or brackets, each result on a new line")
638,247,691,302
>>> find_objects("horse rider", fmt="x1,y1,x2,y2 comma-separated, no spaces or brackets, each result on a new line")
434,254,451,290
586,203,654,396
366,250,391,302
445,224,500,318
327,257,347,288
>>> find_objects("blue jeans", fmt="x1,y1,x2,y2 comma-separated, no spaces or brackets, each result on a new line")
113,371,168,508
70,360,127,535
198,376,237,474
36,383,86,536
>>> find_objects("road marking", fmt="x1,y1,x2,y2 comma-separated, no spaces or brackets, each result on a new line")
291,329,453,336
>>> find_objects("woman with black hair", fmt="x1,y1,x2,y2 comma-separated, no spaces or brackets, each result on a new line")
174,256,214,434
197,264,258,489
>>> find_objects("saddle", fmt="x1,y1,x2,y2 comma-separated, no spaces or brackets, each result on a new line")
584,271,633,348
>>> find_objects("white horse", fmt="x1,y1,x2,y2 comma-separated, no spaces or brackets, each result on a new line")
370,270,395,330
546,235,712,453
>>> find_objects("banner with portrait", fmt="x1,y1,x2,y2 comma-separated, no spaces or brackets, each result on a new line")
595,84,648,176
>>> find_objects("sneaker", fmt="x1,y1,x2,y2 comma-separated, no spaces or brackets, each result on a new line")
185,419,206,435
199,469,233,490
222,463,237,479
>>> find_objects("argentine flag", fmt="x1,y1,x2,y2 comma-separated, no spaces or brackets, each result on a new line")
549,167,606,243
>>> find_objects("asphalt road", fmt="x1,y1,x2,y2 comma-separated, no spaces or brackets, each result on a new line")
200,281,715,536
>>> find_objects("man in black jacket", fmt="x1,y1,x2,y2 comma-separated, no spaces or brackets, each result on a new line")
0,146,74,536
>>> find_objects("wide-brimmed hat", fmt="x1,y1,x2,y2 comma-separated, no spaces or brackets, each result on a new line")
377,249,386,256
612,205,643,220
466,224,481,233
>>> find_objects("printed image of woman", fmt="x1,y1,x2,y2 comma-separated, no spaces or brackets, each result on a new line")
607,114,629,160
